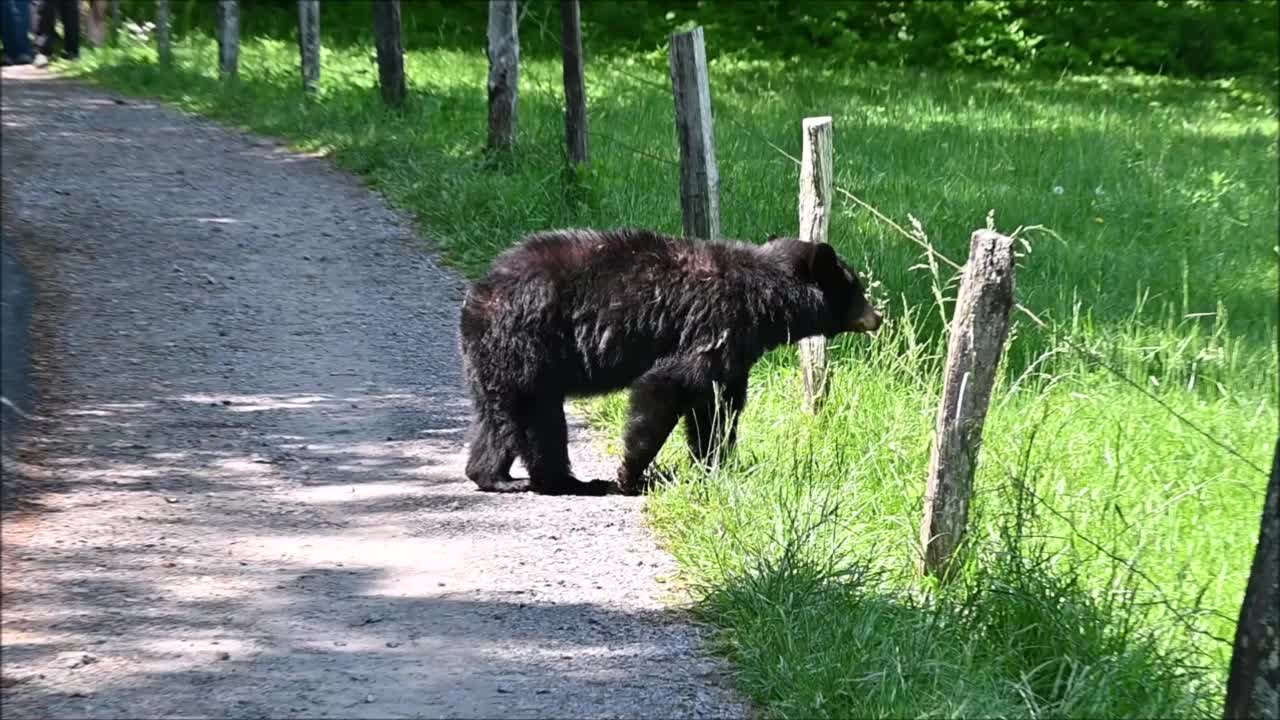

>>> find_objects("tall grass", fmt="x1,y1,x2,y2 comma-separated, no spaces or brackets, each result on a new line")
63,23,1278,718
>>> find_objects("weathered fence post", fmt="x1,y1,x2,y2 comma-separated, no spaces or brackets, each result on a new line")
216,0,239,79
297,0,321,93
669,27,720,240
487,0,520,152
560,0,588,168
1224,439,1279,720
798,116,833,413
919,229,1016,580
155,0,171,66
371,0,406,106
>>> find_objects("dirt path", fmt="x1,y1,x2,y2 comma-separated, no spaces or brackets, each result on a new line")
0,69,747,720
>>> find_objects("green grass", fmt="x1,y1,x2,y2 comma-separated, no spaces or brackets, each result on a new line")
64,26,1277,719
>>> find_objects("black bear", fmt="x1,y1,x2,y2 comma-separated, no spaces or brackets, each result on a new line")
459,228,881,495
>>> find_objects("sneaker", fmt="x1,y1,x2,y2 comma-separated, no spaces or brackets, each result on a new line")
32,53,49,68
15,54,32,65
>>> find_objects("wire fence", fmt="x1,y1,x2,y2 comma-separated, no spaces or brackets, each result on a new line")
577,60,1271,648
591,62,1268,479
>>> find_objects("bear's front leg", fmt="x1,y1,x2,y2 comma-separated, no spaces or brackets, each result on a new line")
617,370,690,495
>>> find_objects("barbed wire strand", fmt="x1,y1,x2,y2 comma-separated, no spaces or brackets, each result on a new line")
590,129,680,168
1016,476,1235,646
605,64,670,92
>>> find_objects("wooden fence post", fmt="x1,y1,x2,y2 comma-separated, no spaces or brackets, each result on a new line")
919,229,1016,579
1223,439,1279,720
298,0,321,93
371,0,406,106
216,0,239,79
798,116,833,413
560,0,588,168
487,0,520,152
669,26,720,240
155,0,171,66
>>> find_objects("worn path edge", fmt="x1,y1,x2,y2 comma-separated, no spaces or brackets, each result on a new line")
0,67,749,719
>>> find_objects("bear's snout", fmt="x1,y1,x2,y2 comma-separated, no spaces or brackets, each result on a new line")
850,304,882,333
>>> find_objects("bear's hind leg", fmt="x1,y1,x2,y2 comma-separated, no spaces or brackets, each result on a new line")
517,396,614,496
617,370,690,495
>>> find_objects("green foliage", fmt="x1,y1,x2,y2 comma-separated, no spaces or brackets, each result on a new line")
660,456,1219,718
117,0,1280,78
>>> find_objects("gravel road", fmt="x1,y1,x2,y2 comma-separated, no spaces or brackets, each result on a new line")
0,67,748,720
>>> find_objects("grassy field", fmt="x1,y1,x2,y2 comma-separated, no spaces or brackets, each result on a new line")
63,22,1277,719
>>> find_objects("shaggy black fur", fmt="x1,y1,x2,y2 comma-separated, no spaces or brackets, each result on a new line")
459,228,882,495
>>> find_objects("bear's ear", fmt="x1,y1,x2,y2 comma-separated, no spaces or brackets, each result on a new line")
769,239,839,282
805,242,840,283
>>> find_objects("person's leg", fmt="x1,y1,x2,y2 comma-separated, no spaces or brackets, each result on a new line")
15,0,32,59
32,0,57,61
2,0,20,61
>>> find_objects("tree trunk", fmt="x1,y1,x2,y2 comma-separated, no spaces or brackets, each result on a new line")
155,0,171,66
560,0,588,167
85,1,108,47
1224,439,1280,719
216,0,239,79
371,1,406,106
297,0,321,94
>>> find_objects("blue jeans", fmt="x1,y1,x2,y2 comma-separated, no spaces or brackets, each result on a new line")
1,0,33,61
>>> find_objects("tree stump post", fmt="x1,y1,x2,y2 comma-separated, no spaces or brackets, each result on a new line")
798,116,833,413
668,26,720,240
560,0,588,168
919,229,1016,580
297,0,321,93
371,0,406,106
216,0,239,79
487,0,520,152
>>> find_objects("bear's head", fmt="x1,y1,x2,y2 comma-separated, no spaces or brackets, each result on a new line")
764,236,882,337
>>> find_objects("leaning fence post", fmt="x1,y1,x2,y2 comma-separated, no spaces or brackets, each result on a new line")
216,0,239,79
297,0,321,93
669,26,720,240
155,0,171,66
487,0,520,152
560,0,588,168
919,229,1016,580
371,0,406,106
798,116,834,413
